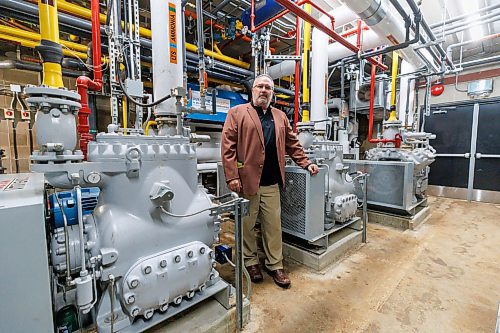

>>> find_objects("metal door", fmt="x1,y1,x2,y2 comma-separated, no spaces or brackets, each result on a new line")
472,101,500,200
425,98,500,203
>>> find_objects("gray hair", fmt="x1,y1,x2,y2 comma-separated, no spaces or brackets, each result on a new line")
252,74,275,87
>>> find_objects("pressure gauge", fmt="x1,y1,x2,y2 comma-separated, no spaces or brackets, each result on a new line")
86,172,101,184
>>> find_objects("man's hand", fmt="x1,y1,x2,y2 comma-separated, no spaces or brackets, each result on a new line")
307,163,319,175
228,179,242,193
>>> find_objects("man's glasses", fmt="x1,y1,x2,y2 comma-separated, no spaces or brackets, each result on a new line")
253,84,274,91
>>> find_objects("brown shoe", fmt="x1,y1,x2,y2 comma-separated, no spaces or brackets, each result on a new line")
246,264,263,283
266,269,291,289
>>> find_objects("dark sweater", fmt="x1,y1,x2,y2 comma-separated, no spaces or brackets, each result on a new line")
252,103,282,186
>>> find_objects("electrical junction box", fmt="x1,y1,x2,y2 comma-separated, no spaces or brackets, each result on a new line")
468,79,493,98
124,78,144,98
0,173,54,333
215,244,233,264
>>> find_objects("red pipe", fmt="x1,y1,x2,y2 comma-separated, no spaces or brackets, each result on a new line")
356,19,362,49
293,15,301,132
367,61,401,147
76,0,102,158
340,25,369,38
274,0,388,71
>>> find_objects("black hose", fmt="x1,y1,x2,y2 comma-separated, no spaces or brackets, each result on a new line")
117,67,172,107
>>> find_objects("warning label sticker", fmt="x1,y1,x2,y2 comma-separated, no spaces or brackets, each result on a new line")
169,3,178,64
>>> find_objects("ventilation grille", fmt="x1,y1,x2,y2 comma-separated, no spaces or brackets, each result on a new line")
280,172,306,235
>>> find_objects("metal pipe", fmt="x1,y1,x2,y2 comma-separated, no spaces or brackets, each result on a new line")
404,0,454,69
362,174,368,243
0,24,87,52
367,59,401,146
442,14,500,37
37,0,64,88
212,0,232,13
436,9,500,35
294,15,301,131
459,54,500,69
430,2,500,29
0,59,86,77
76,0,102,158
446,33,500,60
75,186,86,273
274,0,388,71
195,0,206,108
0,0,251,69
301,3,311,122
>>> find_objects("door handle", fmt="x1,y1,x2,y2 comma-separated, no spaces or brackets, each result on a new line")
435,153,470,158
475,153,500,159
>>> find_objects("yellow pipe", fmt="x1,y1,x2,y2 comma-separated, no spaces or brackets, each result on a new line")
0,33,88,60
122,96,127,134
145,120,157,135
207,77,244,89
213,43,223,55
58,0,152,38
185,43,250,69
301,3,311,122
388,51,398,121
38,0,63,88
56,0,250,69
0,25,87,53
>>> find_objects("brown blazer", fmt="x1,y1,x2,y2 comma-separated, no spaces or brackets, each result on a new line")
221,103,311,196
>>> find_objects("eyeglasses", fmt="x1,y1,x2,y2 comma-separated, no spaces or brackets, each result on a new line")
253,84,274,91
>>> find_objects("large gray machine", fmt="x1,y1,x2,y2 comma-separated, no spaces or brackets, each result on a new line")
348,119,436,214
0,0,247,332
280,122,363,247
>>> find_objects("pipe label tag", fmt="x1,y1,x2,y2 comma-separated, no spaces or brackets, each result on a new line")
169,3,178,64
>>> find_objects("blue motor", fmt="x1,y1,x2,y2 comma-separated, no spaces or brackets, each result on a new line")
49,188,100,229
241,0,286,28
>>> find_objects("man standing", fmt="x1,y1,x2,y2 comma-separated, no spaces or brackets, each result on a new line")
221,74,319,288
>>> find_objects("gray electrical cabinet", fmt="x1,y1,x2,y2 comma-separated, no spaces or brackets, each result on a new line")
280,166,326,241
0,173,54,333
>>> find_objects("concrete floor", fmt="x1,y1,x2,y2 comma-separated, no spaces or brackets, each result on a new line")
221,197,500,333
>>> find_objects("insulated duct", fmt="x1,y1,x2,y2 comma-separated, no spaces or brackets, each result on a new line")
151,0,184,115
339,0,434,69
310,16,329,132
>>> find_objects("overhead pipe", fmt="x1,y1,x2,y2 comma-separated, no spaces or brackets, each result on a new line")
441,13,500,37
0,59,86,77
0,0,251,69
459,54,500,69
403,0,454,70
446,33,500,61
273,0,387,70
0,32,88,59
435,9,500,36
0,24,87,53
75,0,102,158
430,3,500,29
